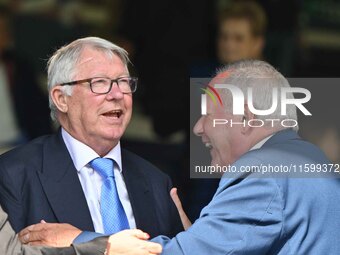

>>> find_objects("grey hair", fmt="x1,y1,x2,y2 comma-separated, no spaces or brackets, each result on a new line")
47,36,130,122
215,60,298,131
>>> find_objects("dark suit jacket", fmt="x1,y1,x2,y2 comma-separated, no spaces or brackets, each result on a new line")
0,131,183,238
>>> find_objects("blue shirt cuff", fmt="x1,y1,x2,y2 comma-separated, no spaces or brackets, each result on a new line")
73,231,106,244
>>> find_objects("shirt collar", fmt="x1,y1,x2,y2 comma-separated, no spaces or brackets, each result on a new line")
249,134,273,151
61,128,122,173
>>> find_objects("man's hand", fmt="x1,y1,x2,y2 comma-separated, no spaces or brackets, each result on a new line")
106,229,162,255
170,188,192,230
18,221,82,247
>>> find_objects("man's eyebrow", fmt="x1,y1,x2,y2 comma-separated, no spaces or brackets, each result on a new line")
118,73,130,77
88,73,130,78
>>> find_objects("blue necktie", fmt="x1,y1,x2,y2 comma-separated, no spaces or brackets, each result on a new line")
89,157,130,234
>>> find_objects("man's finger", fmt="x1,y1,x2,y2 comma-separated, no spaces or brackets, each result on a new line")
27,223,50,231
105,241,111,255
21,223,49,235
170,188,183,210
19,229,30,238
130,229,149,240
20,231,45,243
27,241,45,246
145,242,162,254
19,224,39,237
19,223,49,242
170,187,192,230
19,233,30,244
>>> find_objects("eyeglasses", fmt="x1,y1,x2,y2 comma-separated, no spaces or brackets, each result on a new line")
59,77,138,94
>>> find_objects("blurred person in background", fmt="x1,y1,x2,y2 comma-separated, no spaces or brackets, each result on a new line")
191,0,267,77
217,0,266,64
0,5,51,153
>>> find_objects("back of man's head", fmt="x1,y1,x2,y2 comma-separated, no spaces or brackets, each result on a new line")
215,60,298,132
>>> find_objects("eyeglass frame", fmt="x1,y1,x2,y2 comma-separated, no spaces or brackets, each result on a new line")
59,76,138,95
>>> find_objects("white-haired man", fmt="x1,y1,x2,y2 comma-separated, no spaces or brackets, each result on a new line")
154,60,340,254
0,37,182,247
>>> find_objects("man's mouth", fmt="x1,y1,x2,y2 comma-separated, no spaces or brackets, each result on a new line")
102,109,123,119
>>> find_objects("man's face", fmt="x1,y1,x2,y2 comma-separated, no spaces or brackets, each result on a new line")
217,18,262,64
62,47,132,148
193,92,247,166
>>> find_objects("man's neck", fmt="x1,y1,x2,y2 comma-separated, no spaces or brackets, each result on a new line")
60,122,118,157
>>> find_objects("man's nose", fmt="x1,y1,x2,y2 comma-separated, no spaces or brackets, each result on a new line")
193,117,204,136
106,84,124,100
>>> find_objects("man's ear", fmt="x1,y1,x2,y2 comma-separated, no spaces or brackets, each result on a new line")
50,86,69,113
242,104,255,135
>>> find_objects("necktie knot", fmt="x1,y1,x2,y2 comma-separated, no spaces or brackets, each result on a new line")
89,157,114,179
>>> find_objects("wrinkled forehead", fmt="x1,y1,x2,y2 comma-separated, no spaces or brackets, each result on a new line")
77,47,110,65
75,46,128,74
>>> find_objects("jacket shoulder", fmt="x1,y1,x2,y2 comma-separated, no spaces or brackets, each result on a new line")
246,137,329,164
0,134,52,170
121,149,170,181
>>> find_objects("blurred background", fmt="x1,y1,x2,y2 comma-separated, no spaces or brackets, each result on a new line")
0,0,339,221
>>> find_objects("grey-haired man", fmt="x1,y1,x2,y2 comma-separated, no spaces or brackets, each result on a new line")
0,37,181,247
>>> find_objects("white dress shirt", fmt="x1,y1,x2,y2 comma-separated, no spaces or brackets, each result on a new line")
250,134,273,151
61,128,136,233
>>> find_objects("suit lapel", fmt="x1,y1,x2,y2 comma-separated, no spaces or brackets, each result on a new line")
37,131,95,231
121,150,159,237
